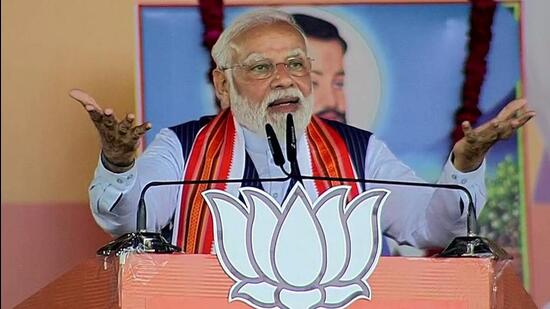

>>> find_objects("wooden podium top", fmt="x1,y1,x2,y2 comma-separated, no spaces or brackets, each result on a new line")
17,253,535,309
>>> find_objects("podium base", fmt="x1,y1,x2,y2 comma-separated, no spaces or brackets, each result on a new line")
439,235,511,259
96,231,181,256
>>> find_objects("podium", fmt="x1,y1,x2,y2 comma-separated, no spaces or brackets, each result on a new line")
17,253,535,308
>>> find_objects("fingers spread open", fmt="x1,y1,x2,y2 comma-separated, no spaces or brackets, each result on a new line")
131,122,152,140
510,110,536,129
118,113,135,134
86,105,104,124
518,110,536,125
103,109,116,129
500,98,527,120
93,109,118,145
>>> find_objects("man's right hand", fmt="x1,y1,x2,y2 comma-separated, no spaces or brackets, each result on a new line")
69,89,151,172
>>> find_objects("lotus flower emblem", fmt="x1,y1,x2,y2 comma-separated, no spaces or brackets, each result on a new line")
202,183,389,309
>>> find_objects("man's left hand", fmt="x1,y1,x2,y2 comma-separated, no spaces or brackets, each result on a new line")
452,98,535,172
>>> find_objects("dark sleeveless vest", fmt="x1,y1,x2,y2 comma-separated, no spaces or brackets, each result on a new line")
168,116,391,256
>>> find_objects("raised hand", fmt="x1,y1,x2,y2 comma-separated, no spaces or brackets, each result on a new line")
69,89,152,172
452,98,535,172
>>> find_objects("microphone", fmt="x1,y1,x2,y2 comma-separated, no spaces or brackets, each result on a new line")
265,123,287,170
286,114,303,184
263,115,304,182
99,121,507,259
98,124,300,256
264,125,509,259
97,171,290,256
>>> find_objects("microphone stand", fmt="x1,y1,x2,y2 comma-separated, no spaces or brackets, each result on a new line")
268,114,510,260
97,176,289,256
297,175,510,259
99,115,510,260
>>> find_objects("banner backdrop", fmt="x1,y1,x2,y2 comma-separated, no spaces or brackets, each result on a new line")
138,1,525,276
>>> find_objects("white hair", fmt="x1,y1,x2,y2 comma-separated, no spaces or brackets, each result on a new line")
211,9,307,68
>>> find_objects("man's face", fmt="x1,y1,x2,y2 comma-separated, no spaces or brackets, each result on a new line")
226,22,313,138
308,38,347,123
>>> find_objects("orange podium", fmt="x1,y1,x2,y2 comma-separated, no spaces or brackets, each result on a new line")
17,253,535,308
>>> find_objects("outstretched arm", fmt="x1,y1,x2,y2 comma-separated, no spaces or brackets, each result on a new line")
453,98,535,172
368,98,535,249
70,89,182,236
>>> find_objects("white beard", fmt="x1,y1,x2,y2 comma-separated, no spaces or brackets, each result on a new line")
228,75,313,142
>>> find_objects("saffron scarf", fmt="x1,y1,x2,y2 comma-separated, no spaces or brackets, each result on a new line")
177,110,361,253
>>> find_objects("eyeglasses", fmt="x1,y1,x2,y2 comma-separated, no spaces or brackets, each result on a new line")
221,57,313,80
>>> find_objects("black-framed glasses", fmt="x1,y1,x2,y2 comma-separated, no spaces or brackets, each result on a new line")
222,56,313,80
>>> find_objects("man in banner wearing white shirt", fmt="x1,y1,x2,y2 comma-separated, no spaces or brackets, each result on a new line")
71,9,534,255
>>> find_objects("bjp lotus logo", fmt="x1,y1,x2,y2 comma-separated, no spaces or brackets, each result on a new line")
202,183,388,309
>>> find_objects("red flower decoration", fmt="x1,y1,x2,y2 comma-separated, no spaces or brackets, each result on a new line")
452,0,497,143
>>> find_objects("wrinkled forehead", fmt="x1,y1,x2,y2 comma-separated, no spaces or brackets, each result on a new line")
229,22,308,63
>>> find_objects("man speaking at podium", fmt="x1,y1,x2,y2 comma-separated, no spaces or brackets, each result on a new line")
71,9,534,255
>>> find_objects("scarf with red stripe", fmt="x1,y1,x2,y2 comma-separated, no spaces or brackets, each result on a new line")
176,109,361,253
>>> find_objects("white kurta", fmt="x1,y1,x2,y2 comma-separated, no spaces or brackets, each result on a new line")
89,120,486,249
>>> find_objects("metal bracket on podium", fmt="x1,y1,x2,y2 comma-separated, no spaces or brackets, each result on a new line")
97,231,181,256
439,235,511,260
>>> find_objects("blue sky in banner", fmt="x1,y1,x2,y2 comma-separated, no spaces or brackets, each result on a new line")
140,4,520,180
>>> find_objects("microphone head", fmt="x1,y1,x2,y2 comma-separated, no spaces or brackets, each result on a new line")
265,123,286,167
286,114,297,161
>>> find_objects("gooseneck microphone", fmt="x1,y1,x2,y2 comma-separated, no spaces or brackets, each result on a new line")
265,123,286,169
265,123,476,233
99,122,304,256
264,114,509,259
264,115,303,185
136,175,286,232
97,172,290,256
286,114,303,184
99,115,508,259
